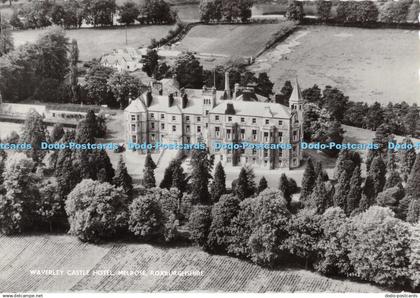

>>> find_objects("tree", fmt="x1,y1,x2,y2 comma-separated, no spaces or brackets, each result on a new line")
113,156,133,198
406,153,420,198
0,13,14,57
51,4,66,26
405,105,419,137
69,39,79,102
141,49,159,77
20,109,48,163
207,194,241,253
346,166,362,215
256,72,274,98
160,158,179,189
300,158,316,203
50,123,65,143
173,52,204,89
171,160,188,193
368,155,387,199
35,27,69,82
385,170,402,189
0,154,39,235
376,184,405,216
228,189,291,267
333,170,351,211
9,10,23,29
279,173,292,207
37,178,67,232
323,121,344,158
128,194,165,240
188,205,212,248
92,149,115,183
143,153,156,188
107,71,142,109
286,0,304,22
322,86,348,122
407,198,420,224
210,161,226,203
66,179,128,243
85,64,115,105
118,1,140,25
316,207,352,276
284,209,322,269
310,175,331,214
190,149,213,205
257,176,268,194
400,138,417,182
347,206,412,287
235,166,256,201
316,0,332,22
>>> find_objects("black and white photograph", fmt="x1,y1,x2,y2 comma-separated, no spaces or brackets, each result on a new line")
0,0,419,295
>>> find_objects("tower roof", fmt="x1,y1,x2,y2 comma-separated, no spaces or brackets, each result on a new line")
289,78,303,103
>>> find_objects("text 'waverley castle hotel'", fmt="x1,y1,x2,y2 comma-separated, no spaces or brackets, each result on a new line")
125,72,304,169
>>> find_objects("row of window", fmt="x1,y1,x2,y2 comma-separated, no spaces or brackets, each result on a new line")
131,113,288,126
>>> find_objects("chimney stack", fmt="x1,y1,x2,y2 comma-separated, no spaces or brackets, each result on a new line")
182,93,188,109
146,91,153,107
224,71,230,99
168,93,174,107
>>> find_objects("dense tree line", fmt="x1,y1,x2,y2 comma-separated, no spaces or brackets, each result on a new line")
286,0,419,25
6,0,176,30
199,0,253,23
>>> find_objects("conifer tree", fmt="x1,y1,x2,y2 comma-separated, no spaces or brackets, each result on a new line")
407,198,420,224
94,150,115,183
160,158,177,189
190,149,214,205
210,161,226,203
406,153,420,198
171,161,187,193
113,156,133,198
385,170,402,189
368,155,386,198
235,166,256,201
333,170,350,211
279,173,292,206
257,177,268,194
386,150,397,172
143,154,157,188
359,176,375,211
400,138,417,182
20,109,48,163
300,158,316,203
310,175,330,214
346,166,362,216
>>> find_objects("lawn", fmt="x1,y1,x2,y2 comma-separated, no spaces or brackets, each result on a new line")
173,23,294,58
250,25,420,105
0,234,384,292
12,25,175,61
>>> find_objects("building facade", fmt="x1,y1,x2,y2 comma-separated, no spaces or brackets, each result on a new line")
124,73,304,169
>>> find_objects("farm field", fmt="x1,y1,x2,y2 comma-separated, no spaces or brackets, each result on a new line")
173,23,290,58
0,234,384,292
12,25,175,61
250,25,420,105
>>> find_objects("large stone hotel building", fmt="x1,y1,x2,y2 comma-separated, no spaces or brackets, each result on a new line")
125,73,304,169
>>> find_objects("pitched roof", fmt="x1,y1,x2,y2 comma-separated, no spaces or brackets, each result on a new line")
210,100,290,119
289,79,303,103
125,98,146,113
140,93,183,114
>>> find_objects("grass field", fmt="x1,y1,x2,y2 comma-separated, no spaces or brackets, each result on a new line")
250,25,420,105
12,25,175,61
0,234,384,292
173,23,292,58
